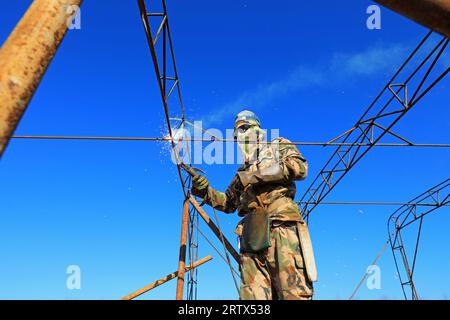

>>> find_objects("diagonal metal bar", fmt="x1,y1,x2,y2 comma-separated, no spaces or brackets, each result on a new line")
410,39,449,104
121,255,212,300
410,216,424,278
388,83,408,108
153,15,167,46
371,122,414,145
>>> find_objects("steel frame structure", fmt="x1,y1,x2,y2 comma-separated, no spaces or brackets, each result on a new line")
137,0,200,299
137,0,239,300
388,178,450,300
138,0,450,300
1,0,449,301
299,32,449,221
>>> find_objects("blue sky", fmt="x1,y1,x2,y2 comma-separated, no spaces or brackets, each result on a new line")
0,0,449,300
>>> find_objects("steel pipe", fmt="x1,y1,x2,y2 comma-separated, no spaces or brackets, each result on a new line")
375,0,450,38
0,0,83,157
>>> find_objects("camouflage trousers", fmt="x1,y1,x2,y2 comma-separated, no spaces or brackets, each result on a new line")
239,221,313,300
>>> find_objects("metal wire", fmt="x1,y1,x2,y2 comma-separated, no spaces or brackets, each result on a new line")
298,201,450,207
211,207,240,295
192,220,240,277
8,135,450,148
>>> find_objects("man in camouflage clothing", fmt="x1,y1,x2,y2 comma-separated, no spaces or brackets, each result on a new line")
191,110,317,300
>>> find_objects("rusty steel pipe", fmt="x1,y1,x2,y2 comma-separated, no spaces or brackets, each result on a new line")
0,0,83,158
375,0,450,38
121,255,212,300
175,199,190,300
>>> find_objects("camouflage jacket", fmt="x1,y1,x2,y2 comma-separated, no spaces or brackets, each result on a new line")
193,137,308,225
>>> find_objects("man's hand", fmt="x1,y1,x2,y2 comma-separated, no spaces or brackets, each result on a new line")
191,174,209,198
192,174,209,191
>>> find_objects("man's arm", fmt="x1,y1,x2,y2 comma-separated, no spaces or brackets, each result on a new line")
278,137,308,181
192,175,240,214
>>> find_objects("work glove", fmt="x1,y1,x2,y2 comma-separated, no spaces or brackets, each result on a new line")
192,174,209,198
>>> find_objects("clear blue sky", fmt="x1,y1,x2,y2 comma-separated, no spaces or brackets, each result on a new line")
0,0,449,300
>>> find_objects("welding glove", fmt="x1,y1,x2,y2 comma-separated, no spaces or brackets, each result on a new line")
191,174,209,198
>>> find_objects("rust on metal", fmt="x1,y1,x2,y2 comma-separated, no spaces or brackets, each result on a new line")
175,199,190,300
0,0,83,157
121,255,213,300
375,0,450,39
189,196,240,263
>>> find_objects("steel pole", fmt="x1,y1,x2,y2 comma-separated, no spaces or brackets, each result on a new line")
0,0,83,157
175,199,190,300
375,0,450,38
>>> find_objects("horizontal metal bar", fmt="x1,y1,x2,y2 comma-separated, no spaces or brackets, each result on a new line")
161,76,177,81
298,201,450,207
7,136,450,147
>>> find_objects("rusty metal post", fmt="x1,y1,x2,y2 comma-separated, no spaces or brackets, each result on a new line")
175,199,190,300
121,255,212,300
0,0,83,157
189,196,240,263
375,0,450,39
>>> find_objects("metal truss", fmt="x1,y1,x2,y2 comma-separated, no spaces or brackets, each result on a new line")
138,0,239,300
299,32,449,221
137,0,450,300
3,0,449,301
137,0,200,300
388,178,450,300
137,0,187,182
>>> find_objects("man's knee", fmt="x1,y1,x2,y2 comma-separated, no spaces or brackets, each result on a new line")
240,253,272,300
279,260,314,300
282,289,313,300
240,284,272,300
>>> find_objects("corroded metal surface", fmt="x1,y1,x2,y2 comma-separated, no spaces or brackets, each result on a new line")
121,255,213,300
0,0,83,157
176,200,190,300
376,0,450,38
